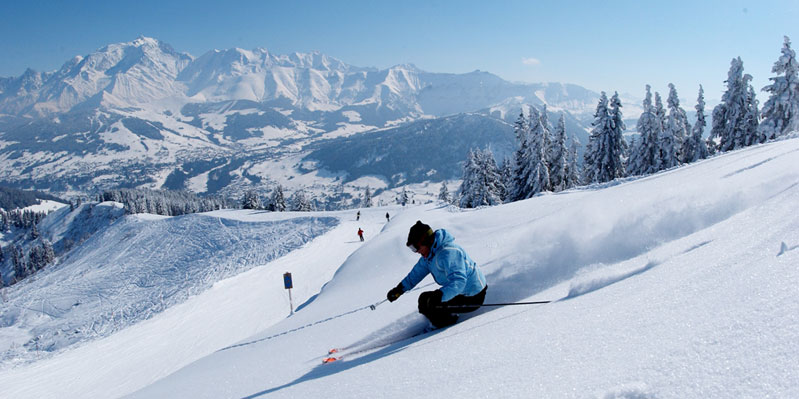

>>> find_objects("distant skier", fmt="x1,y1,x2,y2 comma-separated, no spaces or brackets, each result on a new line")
386,221,487,329
357,227,364,242
356,211,360,221
385,212,390,222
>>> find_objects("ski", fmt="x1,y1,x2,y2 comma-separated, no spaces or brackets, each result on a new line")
321,326,444,364
322,348,341,363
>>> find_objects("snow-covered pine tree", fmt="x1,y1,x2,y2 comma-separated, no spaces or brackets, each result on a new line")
476,148,503,206
665,83,692,164
657,86,682,169
523,107,550,198
399,186,409,206
290,190,314,211
12,245,25,281
438,180,450,203
518,106,551,197
27,247,42,274
268,185,287,212
500,158,514,201
583,92,608,184
608,92,627,178
27,240,55,274
628,86,659,176
540,104,553,180
458,149,477,208
361,186,373,208
0,212,8,232
584,92,625,183
242,190,261,210
626,134,642,175
29,224,39,240
459,148,502,208
511,108,531,201
713,57,759,152
743,83,760,147
683,85,710,162
650,91,677,170
760,36,799,140
43,240,55,265
709,98,725,154
549,114,568,192
565,137,581,189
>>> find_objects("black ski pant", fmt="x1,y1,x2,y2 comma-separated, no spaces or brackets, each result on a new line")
418,285,487,328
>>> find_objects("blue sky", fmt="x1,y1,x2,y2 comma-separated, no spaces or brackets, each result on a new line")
2,0,797,102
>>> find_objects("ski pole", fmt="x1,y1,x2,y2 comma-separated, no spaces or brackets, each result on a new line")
435,300,551,309
369,299,388,310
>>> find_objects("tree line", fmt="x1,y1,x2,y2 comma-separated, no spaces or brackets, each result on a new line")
457,36,799,207
241,183,418,212
100,188,234,216
1,209,52,285
0,186,64,211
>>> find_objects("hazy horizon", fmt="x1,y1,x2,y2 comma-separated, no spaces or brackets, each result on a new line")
2,0,797,102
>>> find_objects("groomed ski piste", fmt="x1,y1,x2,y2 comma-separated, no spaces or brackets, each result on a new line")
2,137,799,398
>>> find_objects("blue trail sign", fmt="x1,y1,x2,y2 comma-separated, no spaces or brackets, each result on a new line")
283,272,293,289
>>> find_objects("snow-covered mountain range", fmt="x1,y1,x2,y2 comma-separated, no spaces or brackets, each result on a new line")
0,36,603,199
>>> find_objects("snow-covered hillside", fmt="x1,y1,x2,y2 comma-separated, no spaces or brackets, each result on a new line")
1,137,797,398
0,207,337,364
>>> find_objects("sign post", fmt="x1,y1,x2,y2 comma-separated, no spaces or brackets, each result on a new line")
283,272,294,315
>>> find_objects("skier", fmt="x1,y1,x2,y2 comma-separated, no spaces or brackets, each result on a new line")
357,227,364,242
386,221,487,329
385,212,390,222
356,211,360,221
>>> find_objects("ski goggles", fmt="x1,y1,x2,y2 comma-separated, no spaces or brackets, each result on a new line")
407,243,419,253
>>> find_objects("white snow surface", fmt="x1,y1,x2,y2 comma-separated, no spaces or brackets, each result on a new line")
2,138,799,398
20,200,68,214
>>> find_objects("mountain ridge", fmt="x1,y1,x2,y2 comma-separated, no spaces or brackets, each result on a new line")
0,36,599,119
0,36,601,198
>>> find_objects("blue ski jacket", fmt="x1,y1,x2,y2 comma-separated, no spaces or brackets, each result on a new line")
400,229,487,302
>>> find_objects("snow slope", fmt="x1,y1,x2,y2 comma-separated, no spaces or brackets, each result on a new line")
0,210,338,364
20,199,67,214
3,138,799,398
0,207,391,397
132,137,799,398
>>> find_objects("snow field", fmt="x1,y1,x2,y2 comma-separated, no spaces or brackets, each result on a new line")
130,138,799,398
0,138,797,398
0,207,391,398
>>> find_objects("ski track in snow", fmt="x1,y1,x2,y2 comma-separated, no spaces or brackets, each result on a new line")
0,214,338,364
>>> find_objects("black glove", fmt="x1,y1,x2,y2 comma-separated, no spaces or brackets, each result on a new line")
418,290,443,310
387,282,405,302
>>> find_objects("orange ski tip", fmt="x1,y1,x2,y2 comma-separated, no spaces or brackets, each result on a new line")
328,348,339,354
322,357,340,364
